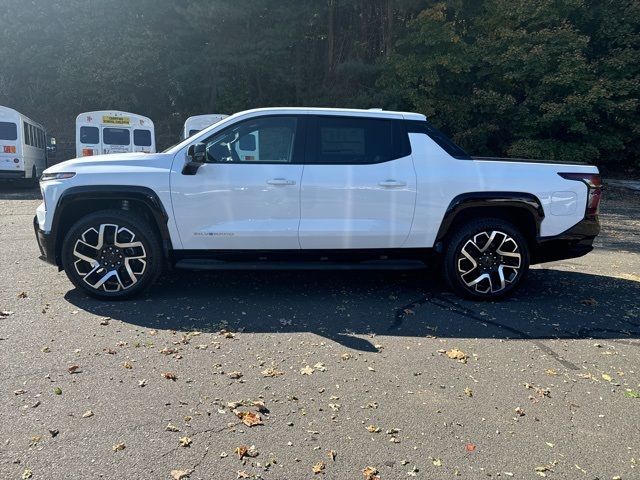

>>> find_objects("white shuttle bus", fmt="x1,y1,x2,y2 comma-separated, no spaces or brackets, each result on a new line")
183,114,228,139
76,111,155,157
0,106,48,186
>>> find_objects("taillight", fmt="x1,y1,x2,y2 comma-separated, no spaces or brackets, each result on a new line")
82,148,94,156
558,172,603,216
3,145,16,153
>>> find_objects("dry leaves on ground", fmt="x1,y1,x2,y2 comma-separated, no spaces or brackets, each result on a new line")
170,469,192,480
112,442,126,452
235,411,263,427
300,365,314,375
445,348,468,363
312,461,326,474
162,372,177,381
179,436,192,447
261,367,284,377
363,466,380,480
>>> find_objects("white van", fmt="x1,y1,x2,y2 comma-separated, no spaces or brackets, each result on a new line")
76,111,155,157
0,106,48,186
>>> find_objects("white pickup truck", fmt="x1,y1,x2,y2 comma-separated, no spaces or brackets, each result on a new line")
34,107,602,300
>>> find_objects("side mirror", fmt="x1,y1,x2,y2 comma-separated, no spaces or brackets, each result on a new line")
46,137,57,153
182,143,207,175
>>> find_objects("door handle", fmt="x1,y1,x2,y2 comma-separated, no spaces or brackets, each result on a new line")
267,178,296,186
378,180,407,187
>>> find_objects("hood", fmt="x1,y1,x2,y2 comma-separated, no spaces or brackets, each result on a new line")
43,152,171,174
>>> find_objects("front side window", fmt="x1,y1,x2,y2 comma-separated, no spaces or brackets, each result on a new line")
313,117,395,164
80,126,99,144
0,122,17,141
103,127,130,146
133,129,152,147
204,116,297,163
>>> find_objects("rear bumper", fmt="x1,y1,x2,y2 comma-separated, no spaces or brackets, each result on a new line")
533,215,600,264
33,215,58,266
0,170,25,180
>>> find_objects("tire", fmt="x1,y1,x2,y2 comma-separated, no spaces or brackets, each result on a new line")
61,210,163,300
442,218,530,300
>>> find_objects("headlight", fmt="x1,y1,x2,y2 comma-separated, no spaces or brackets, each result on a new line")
40,172,76,182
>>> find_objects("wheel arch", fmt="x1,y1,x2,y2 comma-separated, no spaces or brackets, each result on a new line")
435,192,544,251
51,186,172,268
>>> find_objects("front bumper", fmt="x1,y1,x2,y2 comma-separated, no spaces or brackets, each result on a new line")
533,215,600,264
33,215,57,266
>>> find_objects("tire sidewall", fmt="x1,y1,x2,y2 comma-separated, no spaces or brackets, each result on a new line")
61,210,162,300
444,219,530,300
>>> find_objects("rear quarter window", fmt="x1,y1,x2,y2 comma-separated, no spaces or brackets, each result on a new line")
406,120,471,159
0,122,17,141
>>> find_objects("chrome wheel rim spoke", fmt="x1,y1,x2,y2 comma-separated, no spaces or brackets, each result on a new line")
73,223,147,292
457,230,521,294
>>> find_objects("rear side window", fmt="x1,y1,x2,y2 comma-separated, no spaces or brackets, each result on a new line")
309,117,409,164
0,122,17,141
103,127,130,145
80,126,99,144
188,129,200,137
406,120,471,159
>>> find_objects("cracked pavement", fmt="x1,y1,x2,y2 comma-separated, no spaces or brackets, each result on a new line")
0,185,639,479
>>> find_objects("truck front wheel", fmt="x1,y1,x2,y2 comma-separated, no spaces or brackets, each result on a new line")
443,218,530,300
61,210,162,300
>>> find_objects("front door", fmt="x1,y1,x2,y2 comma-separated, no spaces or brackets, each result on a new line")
299,116,417,249
171,115,304,250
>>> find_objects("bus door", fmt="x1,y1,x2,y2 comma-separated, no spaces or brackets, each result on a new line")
101,126,131,154
0,120,20,172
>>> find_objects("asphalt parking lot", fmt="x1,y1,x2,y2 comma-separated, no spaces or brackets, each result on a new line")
1,185,638,480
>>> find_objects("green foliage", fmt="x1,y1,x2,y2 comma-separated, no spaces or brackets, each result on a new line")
0,0,637,171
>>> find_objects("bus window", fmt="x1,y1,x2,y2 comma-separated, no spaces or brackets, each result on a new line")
0,122,17,140
80,126,99,144
133,129,152,146
103,127,130,145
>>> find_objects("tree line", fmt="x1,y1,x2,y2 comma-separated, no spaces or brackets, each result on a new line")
0,0,638,173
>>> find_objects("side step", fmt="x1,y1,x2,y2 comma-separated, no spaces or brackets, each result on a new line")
174,259,427,271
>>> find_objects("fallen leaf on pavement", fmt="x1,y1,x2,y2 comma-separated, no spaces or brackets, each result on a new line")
112,442,126,452
465,443,476,452
312,461,325,474
53,387,62,395
445,348,468,363
261,367,284,377
14,389,26,395
367,425,381,433
179,436,192,447
236,411,263,427
432,458,443,467
67,365,81,374
0,310,14,318
162,372,177,381
580,298,597,306
170,469,192,480
166,423,179,432
328,450,337,461
300,365,314,375
236,472,251,479
363,466,380,480
602,373,612,382
464,387,473,397
22,469,32,479
515,407,525,416
228,371,243,379
82,410,94,418
123,361,133,369
624,390,640,398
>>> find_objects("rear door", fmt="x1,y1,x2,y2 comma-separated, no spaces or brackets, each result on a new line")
101,126,131,154
0,120,20,172
299,116,417,249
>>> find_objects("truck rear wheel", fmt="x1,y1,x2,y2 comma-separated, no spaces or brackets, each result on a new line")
61,210,162,300
443,218,530,300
